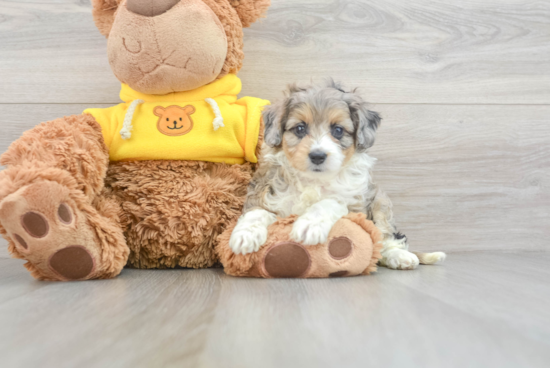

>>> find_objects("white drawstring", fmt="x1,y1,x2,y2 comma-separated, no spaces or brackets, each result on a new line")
205,98,224,131
120,99,144,140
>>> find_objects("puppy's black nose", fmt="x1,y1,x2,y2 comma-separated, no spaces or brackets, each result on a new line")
309,151,327,165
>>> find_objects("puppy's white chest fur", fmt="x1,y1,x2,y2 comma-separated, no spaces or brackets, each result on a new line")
262,152,376,217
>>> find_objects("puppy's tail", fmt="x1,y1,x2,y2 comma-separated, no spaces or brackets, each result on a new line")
413,252,447,265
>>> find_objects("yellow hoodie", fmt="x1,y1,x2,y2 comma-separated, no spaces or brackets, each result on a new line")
84,74,269,164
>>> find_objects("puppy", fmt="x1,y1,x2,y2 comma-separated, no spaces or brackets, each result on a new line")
229,80,445,270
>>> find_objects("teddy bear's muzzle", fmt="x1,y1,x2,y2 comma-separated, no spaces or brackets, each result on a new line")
108,0,228,95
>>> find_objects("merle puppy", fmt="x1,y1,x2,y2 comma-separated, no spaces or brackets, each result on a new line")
229,80,446,270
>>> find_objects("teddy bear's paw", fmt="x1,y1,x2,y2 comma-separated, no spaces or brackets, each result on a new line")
0,181,100,281
381,249,420,270
290,216,332,246
229,222,269,255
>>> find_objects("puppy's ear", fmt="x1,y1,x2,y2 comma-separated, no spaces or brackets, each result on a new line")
230,0,271,28
344,93,381,152
91,0,123,38
263,100,288,147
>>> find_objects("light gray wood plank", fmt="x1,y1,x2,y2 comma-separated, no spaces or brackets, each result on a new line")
1,104,548,253
386,251,550,344
0,104,108,155
0,0,119,104
0,0,549,104
242,0,550,104
0,252,549,368
199,252,550,368
0,261,221,368
368,103,550,252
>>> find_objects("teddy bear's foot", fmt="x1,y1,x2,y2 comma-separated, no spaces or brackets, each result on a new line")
0,180,118,281
218,213,384,278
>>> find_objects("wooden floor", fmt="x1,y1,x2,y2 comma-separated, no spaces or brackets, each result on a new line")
0,251,549,368
1,1,549,367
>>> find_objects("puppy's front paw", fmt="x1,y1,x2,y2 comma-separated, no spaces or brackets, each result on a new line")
229,224,268,255
290,217,331,246
382,249,420,270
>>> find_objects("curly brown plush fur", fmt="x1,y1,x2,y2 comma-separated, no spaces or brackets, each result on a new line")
0,114,108,199
105,160,254,269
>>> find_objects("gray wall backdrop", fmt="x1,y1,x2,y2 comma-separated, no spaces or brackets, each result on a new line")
1,0,549,257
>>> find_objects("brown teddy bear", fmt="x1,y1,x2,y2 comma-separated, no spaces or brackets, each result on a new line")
0,0,271,281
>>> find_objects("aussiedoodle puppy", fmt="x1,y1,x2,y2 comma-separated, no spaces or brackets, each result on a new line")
229,80,445,270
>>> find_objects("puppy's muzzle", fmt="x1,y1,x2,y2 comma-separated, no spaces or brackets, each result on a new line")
309,150,327,165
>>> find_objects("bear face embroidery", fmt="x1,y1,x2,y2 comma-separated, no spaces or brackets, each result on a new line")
154,105,195,136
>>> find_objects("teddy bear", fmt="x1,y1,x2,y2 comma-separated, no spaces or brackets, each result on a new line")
0,0,271,281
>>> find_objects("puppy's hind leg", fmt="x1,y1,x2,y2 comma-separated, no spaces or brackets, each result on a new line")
380,233,446,269
368,189,445,270
413,251,447,265
379,233,419,270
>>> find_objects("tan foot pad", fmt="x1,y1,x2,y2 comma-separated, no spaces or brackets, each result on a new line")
49,246,95,281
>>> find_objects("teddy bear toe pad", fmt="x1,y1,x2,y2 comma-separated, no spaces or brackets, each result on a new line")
263,242,311,278
328,237,353,260
329,270,349,277
49,246,95,281
0,181,101,281
21,212,50,238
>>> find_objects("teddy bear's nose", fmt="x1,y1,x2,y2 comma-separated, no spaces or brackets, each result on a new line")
127,0,180,17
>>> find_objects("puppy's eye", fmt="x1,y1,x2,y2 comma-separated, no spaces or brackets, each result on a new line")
292,123,307,138
331,125,345,139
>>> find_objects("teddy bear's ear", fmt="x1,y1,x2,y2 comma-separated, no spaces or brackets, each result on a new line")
230,0,271,28
91,0,123,38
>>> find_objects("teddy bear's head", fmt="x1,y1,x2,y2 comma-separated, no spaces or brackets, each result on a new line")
92,0,270,95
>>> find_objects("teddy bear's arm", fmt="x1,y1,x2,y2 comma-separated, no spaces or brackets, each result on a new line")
0,114,110,202
235,97,269,163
